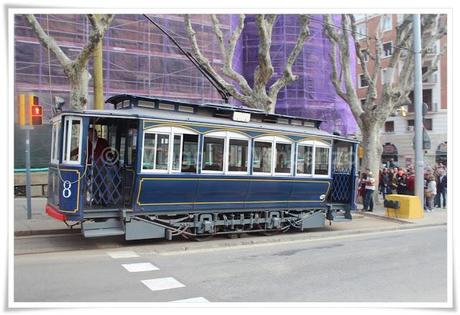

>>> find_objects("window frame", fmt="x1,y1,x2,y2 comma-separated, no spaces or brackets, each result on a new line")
359,73,369,88
141,126,199,174
253,135,293,176
381,15,393,32
296,140,332,178
296,142,314,177
202,131,250,175
382,41,393,58
62,116,83,165
50,120,60,165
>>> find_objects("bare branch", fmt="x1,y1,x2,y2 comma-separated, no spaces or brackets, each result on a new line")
253,14,276,93
324,14,364,126
269,15,311,99
24,14,72,69
210,14,252,96
75,14,114,69
183,14,253,106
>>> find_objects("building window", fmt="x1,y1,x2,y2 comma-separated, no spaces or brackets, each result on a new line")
382,42,393,57
355,23,367,40
359,74,369,88
385,121,394,133
382,15,392,32
408,89,433,112
407,119,433,131
381,68,391,84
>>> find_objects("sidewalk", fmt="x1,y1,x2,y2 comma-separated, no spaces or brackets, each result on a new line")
13,197,447,237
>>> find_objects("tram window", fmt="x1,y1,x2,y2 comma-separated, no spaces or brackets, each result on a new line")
228,139,248,172
50,122,60,164
203,137,224,171
172,135,182,171
155,134,170,170
297,145,313,175
333,145,352,171
315,147,330,175
63,118,82,164
275,143,292,174
142,133,156,170
69,120,81,161
182,134,198,173
253,141,272,173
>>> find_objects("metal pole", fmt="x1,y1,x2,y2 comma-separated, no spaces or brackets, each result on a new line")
25,128,32,219
93,15,104,110
413,14,424,206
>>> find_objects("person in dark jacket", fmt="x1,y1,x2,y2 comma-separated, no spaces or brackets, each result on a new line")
435,170,447,208
397,173,408,195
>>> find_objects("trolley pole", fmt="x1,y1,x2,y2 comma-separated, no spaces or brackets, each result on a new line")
413,14,425,206
25,127,32,219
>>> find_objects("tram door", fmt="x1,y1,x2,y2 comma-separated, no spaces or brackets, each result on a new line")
330,141,355,203
85,118,138,209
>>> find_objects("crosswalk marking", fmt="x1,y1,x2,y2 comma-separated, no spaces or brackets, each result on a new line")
122,262,159,272
141,277,185,291
106,250,140,259
170,297,209,303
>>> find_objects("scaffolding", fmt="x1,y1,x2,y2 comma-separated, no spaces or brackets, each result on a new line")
14,14,358,167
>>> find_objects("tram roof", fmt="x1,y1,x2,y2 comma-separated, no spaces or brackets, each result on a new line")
106,94,324,124
58,94,359,143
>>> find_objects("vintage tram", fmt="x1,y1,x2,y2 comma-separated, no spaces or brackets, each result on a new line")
46,94,359,240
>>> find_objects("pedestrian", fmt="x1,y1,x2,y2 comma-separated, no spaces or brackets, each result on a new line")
397,173,408,195
406,171,415,196
381,168,390,199
424,175,437,212
435,169,447,208
358,171,367,205
363,171,376,212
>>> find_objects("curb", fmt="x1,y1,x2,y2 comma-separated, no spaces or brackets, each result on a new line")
356,211,413,224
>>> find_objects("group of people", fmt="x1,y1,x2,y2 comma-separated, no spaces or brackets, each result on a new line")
358,163,447,213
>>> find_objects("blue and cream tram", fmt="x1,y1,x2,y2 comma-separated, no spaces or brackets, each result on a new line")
46,94,359,240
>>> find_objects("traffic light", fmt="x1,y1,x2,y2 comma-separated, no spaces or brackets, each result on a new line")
28,95,43,126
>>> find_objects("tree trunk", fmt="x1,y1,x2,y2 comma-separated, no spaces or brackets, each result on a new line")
360,123,383,203
68,68,91,110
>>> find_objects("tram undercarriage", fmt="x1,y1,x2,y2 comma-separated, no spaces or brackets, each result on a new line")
81,207,351,240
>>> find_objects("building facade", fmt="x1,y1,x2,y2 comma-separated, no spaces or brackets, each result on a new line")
354,14,447,168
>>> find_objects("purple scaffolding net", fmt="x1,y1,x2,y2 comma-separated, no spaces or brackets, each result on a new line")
240,15,357,135
14,14,357,135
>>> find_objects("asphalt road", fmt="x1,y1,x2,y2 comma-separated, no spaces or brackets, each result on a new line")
14,225,447,303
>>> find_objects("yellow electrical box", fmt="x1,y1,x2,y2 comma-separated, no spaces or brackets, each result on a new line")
385,194,424,219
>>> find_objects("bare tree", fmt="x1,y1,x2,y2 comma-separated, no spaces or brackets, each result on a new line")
184,14,311,113
25,14,114,110
324,14,446,183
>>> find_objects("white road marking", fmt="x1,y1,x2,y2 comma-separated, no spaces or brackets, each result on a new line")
106,250,140,259
121,262,159,272
141,277,185,291
170,297,209,303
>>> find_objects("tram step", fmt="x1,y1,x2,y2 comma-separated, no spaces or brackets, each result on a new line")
82,218,125,238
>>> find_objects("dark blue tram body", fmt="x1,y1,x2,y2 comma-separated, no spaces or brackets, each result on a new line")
46,94,359,240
